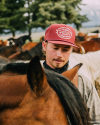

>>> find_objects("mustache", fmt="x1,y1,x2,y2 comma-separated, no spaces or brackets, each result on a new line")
53,58,64,62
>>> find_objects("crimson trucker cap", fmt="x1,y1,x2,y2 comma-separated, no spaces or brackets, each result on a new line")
44,24,78,48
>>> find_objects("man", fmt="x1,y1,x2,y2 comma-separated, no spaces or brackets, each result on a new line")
42,24,100,124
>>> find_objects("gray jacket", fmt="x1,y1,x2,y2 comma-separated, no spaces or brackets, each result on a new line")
78,73,100,124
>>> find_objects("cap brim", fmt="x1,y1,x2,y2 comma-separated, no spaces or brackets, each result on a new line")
48,41,79,48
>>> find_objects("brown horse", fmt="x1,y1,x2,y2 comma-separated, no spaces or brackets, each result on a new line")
8,42,45,60
84,34,98,41
7,35,32,46
22,42,38,51
0,56,91,125
79,39,100,53
0,44,22,58
73,36,100,54
0,40,8,47
78,32,99,41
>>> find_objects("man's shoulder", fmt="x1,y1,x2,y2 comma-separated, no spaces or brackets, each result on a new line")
78,72,93,90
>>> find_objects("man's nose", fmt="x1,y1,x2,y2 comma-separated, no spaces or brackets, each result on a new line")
56,49,62,57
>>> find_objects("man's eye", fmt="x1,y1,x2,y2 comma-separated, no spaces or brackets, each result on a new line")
54,48,58,50
63,49,69,51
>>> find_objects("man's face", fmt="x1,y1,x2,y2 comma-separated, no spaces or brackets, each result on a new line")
42,41,73,69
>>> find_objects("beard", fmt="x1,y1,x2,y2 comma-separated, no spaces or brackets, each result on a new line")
52,58,65,68
56,63,61,68
53,61,64,68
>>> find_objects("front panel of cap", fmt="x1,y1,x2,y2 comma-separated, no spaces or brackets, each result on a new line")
45,24,75,44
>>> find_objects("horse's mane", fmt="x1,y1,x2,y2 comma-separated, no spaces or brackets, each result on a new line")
15,42,43,59
0,62,28,74
29,42,42,57
44,69,91,125
0,62,91,125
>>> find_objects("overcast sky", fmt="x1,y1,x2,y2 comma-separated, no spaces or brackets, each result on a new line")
82,0,100,9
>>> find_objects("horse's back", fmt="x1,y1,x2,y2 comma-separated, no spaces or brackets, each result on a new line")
22,42,38,51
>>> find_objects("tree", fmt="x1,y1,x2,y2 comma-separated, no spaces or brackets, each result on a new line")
29,0,89,30
0,0,89,36
0,0,7,34
18,0,33,36
0,0,27,37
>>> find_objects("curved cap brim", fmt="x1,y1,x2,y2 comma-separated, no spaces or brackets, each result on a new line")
48,41,79,48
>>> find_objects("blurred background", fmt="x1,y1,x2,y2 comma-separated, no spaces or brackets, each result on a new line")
0,0,100,41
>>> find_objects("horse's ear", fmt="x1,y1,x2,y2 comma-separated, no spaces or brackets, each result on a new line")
61,63,83,81
27,55,47,96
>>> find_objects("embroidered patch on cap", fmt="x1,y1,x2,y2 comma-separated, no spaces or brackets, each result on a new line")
56,27,72,39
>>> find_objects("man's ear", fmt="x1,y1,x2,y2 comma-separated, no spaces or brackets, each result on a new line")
42,41,47,51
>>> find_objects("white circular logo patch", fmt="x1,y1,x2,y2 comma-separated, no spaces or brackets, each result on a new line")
56,27,72,39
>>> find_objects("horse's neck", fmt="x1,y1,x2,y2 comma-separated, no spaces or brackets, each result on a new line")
30,42,42,56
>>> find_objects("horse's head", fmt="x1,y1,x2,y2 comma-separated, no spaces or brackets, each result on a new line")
0,56,91,125
7,38,15,46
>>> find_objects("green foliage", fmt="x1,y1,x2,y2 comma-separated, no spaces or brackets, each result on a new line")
0,0,89,36
0,0,26,36
29,0,89,30
73,14,90,30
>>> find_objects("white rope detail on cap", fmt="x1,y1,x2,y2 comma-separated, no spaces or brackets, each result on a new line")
56,27,72,39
